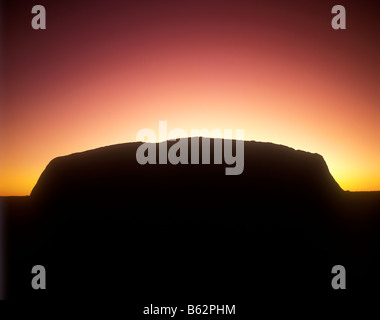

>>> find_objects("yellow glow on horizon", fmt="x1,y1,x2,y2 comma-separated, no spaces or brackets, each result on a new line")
1,133,379,196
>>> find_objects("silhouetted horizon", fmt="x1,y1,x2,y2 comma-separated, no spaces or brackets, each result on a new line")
3,137,380,198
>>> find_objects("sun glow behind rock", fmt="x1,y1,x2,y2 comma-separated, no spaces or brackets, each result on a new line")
1,0,379,195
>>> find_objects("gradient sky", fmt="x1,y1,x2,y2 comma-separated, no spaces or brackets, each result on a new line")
1,0,379,195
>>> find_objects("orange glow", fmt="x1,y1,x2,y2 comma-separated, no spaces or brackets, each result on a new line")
1,0,379,195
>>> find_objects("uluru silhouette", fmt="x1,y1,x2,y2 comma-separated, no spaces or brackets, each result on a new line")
2,138,380,303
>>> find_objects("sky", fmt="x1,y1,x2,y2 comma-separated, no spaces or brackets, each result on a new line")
1,0,379,195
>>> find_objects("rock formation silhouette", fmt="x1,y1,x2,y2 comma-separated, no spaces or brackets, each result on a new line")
2,139,380,302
